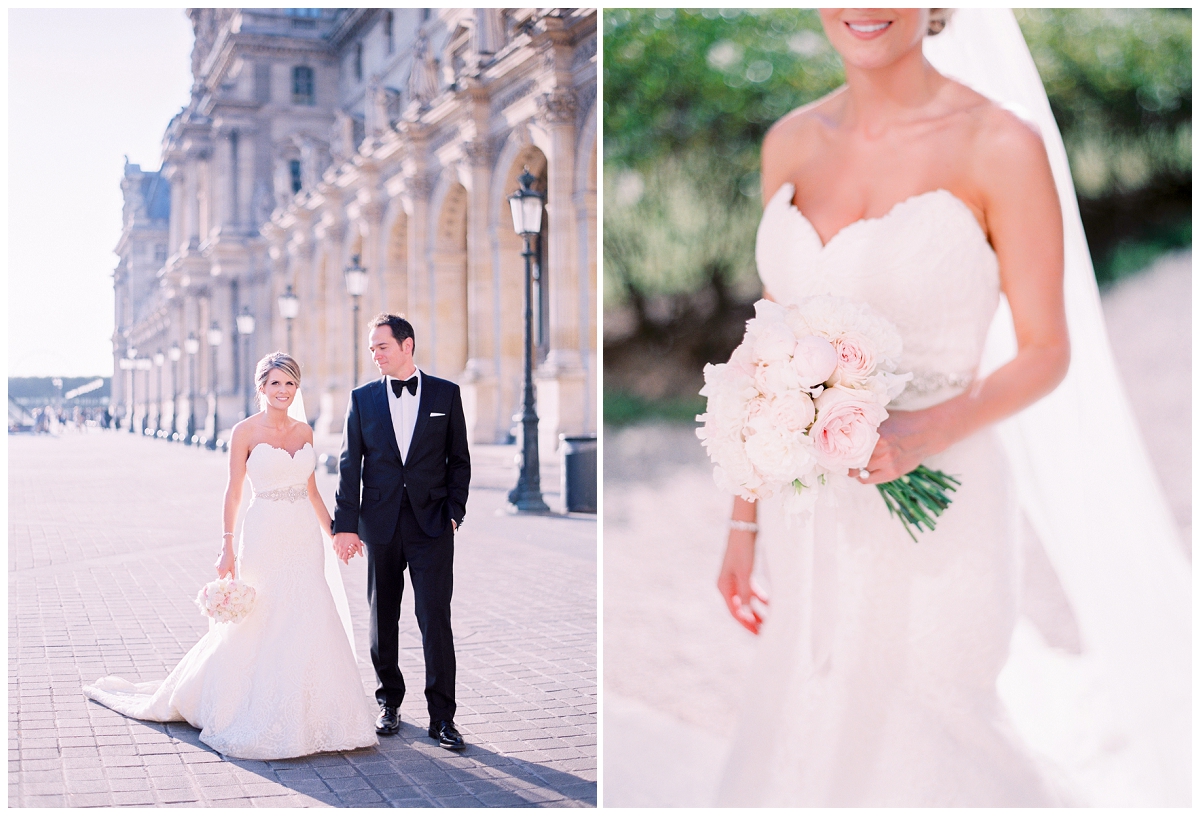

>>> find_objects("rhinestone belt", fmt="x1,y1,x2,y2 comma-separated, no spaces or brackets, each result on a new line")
906,370,974,394
254,484,309,503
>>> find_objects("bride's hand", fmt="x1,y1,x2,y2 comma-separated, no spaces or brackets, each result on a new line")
717,532,768,635
855,409,940,485
215,545,236,579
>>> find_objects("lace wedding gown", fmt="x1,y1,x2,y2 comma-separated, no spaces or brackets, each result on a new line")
84,443,378,760
717,184,1063,806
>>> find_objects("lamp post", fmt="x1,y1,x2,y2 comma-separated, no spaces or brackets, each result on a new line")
125,346,137,433
505,168,550,513
185,332,200,444
169,343,182,440
136,357,152,434
236,306,256,418
154,350,165,436
207,322,223,450
278,284,299,354
118,356,133,432
344,256,368,386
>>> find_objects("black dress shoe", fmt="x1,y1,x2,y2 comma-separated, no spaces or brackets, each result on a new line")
376,706,400,736
428,720,465,750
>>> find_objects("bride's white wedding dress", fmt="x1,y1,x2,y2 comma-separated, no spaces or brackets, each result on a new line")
84,442,378,760
715,10,1188,807
717,184,1060,807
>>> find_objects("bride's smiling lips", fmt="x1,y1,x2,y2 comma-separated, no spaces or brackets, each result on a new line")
844,19,893,39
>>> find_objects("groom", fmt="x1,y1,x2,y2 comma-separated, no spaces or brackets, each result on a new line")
332,313,471,750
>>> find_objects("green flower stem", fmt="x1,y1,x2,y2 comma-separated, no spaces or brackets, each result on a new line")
875,465,960,542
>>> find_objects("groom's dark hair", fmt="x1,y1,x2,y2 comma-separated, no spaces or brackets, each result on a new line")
369,313,415,353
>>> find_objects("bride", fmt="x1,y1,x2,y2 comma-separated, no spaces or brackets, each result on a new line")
715,9,1189,807
84,352,378,759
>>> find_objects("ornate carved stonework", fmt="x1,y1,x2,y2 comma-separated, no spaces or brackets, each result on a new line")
536,89,577,126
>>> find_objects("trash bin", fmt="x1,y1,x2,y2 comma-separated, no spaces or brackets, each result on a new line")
560,434,597,514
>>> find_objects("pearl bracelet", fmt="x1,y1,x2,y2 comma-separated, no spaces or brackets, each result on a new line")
728,519,758,533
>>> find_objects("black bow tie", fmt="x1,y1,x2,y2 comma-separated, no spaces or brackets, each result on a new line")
391,376,417,397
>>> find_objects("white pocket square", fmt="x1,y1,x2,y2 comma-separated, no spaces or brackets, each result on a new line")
430,412,446,417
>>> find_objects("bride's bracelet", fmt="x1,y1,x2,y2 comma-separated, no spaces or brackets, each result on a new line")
728,519,758,533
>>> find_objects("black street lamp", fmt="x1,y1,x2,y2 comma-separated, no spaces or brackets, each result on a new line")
344,256,368,386
154,350,165,436
169,343,182,440
207,322,224,450
236,306,257,418
278,284,299,354
505,168,550,513
185,332,200,444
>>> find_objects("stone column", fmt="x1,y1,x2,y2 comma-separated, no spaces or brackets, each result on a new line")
533,87,586,457
405,172,433,371
460,139,500,443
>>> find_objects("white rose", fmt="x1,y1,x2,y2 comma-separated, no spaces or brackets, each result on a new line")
751,320,797,364
755,359,801,396
769,392,816,434
791,334,839,387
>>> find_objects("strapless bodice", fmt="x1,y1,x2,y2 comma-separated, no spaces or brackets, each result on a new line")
247,443,315,495
756,183,1000,409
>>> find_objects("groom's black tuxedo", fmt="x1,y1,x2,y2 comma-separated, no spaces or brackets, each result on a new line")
333,372,471,722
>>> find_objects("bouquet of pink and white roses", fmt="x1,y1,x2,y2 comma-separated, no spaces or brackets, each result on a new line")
195,577,257,624
696,297,959,539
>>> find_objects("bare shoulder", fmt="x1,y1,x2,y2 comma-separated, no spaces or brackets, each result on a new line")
959,94,1052,194
229,417,258,457
293,419,315,445
761,88,844,201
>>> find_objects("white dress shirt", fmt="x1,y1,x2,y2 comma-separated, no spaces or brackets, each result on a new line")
386,369,421,463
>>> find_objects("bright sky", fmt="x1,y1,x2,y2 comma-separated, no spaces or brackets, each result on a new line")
8,9,195,377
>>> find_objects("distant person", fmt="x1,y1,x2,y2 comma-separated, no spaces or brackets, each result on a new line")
85,352,377,759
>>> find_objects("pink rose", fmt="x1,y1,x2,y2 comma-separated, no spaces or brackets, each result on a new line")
810,386,888,471
832,331,876,385
791,335,838,387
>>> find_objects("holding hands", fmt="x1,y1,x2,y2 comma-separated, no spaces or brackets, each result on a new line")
333,532,364,565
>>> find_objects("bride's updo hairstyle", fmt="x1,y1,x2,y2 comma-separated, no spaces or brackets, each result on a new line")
927,9,954,36
254,352,302,408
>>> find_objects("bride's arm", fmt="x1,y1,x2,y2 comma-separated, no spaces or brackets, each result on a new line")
300,428,335,538
218,423,252,578
717,496,767,634
861,110,1070,483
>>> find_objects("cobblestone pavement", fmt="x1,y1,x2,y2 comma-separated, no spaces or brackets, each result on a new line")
9,431,596,807
603,253,1191,805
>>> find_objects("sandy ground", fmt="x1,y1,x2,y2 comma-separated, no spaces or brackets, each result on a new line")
602,251,1191,806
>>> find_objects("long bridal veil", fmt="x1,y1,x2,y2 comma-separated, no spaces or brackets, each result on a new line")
925,10,1190,805
288,387,358,661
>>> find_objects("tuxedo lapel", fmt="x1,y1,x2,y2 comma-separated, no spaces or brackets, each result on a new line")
408,371,436,459
371,377,403,463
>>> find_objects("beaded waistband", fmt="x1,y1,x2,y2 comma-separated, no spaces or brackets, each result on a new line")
254,484,309,503
905,370,973,394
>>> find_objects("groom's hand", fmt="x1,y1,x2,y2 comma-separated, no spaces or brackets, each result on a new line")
333,532,362,564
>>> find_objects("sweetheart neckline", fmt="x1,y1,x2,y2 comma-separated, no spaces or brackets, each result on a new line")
249,441,313,460
769,182,994,255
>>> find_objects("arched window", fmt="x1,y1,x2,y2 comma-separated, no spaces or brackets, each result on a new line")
292,66,314,105
384,11,394,55
289,160,303,194
354,42,363,81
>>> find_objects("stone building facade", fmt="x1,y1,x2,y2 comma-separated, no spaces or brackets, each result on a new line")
112,8,597,455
